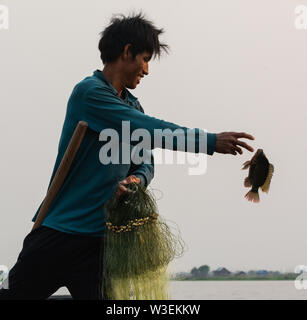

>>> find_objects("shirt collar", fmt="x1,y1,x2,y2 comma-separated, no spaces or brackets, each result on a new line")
93,70,138,102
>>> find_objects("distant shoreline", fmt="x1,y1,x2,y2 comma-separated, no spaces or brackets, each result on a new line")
172,277,296,281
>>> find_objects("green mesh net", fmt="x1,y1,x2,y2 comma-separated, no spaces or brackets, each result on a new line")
102,182,185,300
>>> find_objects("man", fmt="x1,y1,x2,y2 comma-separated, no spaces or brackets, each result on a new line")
0,12,254,300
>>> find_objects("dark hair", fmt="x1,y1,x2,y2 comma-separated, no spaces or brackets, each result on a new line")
98,11,169,64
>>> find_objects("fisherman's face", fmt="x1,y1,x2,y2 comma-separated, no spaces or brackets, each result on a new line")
124,50,152,89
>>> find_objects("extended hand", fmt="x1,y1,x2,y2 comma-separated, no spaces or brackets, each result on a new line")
116,175,141,197
215,132,255,155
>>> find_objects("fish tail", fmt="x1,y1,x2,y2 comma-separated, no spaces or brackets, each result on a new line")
242,161,251,170
244,177,252,187
260,164,274,193
245,190,260,203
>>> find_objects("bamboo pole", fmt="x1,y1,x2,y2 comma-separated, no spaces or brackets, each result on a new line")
32,121,88,231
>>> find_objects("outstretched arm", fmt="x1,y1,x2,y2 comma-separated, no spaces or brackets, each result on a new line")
82,85,217,154
81,84,254,155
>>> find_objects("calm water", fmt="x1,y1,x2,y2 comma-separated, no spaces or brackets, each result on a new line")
170,281,307,300
55,280,307,300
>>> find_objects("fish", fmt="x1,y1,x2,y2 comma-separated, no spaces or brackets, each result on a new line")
242,149,274,203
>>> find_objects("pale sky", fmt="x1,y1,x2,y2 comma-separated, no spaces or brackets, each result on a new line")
0,0,306,279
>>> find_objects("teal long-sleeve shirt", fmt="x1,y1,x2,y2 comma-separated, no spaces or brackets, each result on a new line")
32,70,217,237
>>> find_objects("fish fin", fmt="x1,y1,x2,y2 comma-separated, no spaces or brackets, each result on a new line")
245,190,260,203
260,164,274,193
242,161,251,170
244,177,252,187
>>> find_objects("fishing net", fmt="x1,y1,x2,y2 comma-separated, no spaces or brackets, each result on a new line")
102,182,185,300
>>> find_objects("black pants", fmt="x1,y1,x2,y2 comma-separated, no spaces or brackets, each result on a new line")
0,226,105,300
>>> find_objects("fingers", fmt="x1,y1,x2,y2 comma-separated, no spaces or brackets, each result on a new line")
231,133,254,155
233,145,243,155
234,140,254,152
119,175,140,185
116,183,127,197
118,184,127,192
233,132,255,140
231,132,254,153
116,175,141,198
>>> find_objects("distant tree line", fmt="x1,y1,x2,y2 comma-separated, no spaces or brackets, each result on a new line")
172,265,297,280
190,265,210,278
